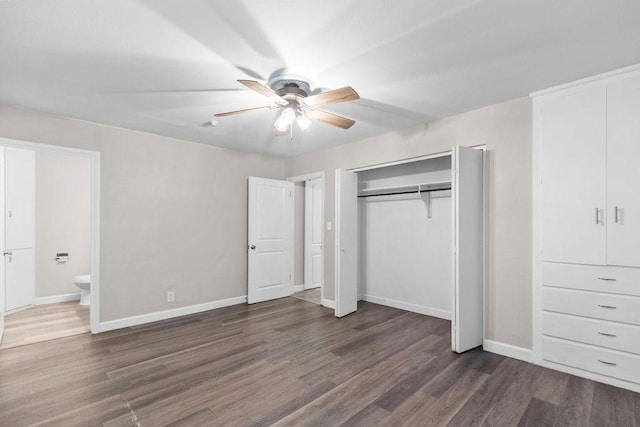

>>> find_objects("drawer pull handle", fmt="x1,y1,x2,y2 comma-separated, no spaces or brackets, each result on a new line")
597,277,617,281
598,304,617,309
598,359,617,366
598,332,617,337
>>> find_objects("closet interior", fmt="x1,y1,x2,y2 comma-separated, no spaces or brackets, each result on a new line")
338,146,484,353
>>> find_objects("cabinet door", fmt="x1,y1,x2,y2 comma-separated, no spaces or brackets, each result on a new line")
540,84,607,265
607,73,640,267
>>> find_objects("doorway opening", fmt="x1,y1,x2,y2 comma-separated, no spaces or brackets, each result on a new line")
288,172,325,307
0,138,100,349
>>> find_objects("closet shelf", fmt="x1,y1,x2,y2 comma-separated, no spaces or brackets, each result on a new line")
358,179,451,197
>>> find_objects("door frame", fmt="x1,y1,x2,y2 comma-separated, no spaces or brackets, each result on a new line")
0,137,101,335
287,172,326,306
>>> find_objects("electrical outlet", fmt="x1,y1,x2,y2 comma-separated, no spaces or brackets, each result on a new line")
167,291,175,302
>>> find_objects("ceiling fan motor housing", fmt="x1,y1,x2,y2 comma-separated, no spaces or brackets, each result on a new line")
269,74,313,100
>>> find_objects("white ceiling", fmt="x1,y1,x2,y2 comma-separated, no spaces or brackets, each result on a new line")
1,0,640,158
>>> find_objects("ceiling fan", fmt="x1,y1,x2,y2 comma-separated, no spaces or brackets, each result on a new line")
214,74,360,132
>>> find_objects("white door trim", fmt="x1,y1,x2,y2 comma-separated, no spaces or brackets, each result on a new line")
287,172,325,306
0,137,101,335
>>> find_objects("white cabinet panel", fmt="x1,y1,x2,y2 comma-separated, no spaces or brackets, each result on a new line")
543,311,640,355
543,287,640,326
542,336,640,384
542,263,640,297
607,73,640,267
540,85,607,265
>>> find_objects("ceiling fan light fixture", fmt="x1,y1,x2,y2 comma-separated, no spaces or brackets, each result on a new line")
296,113,312,130
274,107,296,132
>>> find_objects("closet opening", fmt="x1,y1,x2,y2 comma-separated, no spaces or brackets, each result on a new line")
357,153,454,321
335,146,484,353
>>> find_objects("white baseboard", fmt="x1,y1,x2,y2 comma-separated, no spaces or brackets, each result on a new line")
483,339,533,363
321,298,335,309
35,293,81,305
363,294,451,320
95,295,248,333
293,284,304,292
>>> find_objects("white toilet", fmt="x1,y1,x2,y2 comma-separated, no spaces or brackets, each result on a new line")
73,274,91,306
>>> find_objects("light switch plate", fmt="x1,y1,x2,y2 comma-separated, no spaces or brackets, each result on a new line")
326,221,332,231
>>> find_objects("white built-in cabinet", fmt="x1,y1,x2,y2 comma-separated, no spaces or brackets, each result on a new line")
534,66,640,393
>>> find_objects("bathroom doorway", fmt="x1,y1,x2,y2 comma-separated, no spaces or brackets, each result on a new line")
0,138,100,349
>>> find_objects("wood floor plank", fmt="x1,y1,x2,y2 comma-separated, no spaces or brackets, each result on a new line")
554,375,595,426
589,381,638,427
0,299,638,426
517,397,557,427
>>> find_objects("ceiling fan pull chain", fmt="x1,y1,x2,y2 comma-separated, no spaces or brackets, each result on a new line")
290,122,294,141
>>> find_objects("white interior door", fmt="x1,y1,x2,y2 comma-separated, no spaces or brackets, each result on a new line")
335,169,358,317
606,73,640,267
452,146,484,353
247,177,293,304
304,177,323,290
4,147,35,313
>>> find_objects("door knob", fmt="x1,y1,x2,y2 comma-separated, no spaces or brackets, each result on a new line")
3,251,12,256
249,245,256,250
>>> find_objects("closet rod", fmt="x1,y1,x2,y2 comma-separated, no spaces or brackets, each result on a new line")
358,187,451,198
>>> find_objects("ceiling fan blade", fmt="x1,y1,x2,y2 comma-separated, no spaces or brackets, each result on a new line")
306,109,356,129
238,80,288,106
303,86,360,107
214,105,275,117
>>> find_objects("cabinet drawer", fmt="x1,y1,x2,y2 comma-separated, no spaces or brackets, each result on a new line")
542,312,640,355
542,336,640,384
542,263,640,296
543,287,640,325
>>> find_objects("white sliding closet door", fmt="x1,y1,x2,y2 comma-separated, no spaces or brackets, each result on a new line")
452,146,484,353
335,169,358,317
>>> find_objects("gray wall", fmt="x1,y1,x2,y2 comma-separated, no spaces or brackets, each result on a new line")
35,150,92,298
285,97,533,349
1,97,532,350
0,105,285,322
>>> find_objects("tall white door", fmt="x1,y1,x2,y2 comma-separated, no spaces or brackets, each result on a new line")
247,177,293,304
452,146,484,353
4,147,35,313
335,169,358,318
304,178,323,290
540,84,607,265
606,73,640,267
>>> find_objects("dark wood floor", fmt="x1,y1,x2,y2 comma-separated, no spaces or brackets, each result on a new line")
0,298,638,426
